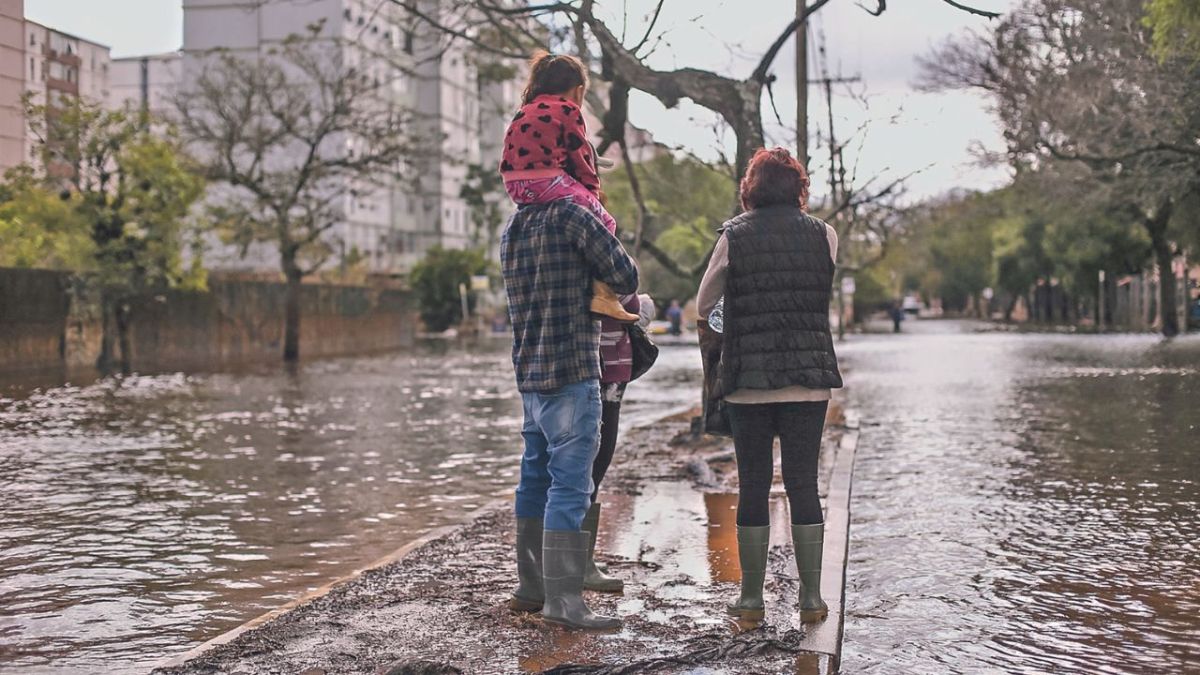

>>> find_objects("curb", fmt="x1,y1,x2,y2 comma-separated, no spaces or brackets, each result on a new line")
816,427,859,672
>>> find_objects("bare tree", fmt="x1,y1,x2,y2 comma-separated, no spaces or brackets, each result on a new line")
175,29,418,361
393,0,1000,179
389,0,997,284
920,0,1200,336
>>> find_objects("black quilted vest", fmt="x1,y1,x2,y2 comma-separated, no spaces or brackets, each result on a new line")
719,205,843,396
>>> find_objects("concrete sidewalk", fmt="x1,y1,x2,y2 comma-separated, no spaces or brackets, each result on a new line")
157,405,858,675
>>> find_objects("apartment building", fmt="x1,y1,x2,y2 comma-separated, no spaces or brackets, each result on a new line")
0,0,23,171
109,51,180,117
0,0,111,171
172,0,517,274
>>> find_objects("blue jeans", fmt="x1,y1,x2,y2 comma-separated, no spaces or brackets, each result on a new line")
515,379,602,532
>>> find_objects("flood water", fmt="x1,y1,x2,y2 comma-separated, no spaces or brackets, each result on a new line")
0,340,702,674
840,321,1200,674
3,322,1198,674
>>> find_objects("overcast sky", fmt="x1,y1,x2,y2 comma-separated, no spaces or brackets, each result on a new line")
25,0,1014,201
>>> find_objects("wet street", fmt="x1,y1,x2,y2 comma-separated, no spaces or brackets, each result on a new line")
2,322,1198,673
840,321,1200,674
0,341,702,674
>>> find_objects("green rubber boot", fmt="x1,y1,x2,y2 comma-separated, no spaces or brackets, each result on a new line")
509,517,543,612
582,503,624,593
792,522,829,623
726,525,770,621
542,529,622,631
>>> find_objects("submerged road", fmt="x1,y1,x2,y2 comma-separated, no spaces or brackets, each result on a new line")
3,321,1198,673
840,321,1199,674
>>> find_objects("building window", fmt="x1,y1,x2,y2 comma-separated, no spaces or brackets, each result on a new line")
30,57,34,79
344,8,351,20
404,30,414,55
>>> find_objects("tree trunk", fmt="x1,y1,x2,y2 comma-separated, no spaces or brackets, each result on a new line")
732,83,766,183
1153,238,1180,338
283,260,303,362
1144,203,1178,338
97,294,118,375
115,301,132,375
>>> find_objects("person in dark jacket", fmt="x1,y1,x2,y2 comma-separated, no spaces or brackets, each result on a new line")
696,147,842,624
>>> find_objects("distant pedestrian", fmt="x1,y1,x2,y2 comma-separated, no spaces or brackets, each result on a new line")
666,299,683,336
697,147,842,624
890,301,904,333
499,51,637,325
501,173,638,630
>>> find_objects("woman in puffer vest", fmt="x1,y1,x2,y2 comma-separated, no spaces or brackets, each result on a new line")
696,147,842,624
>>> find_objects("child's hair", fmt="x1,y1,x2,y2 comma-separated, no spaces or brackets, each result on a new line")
521,50,588,105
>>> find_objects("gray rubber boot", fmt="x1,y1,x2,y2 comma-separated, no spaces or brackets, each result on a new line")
792,522,829,623
509,517,543,612
726,525,770,621
582,503,624,593
542,529,622,631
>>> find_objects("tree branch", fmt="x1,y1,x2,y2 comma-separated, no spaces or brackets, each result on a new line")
941,0,1001,19
750,0,834,84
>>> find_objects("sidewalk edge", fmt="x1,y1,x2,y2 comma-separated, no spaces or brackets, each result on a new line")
157,499,509,670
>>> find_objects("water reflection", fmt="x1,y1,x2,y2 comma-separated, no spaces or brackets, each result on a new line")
0,342,701,674
841,321,1200,674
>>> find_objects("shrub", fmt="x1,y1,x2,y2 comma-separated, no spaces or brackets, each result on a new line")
410,246,490,332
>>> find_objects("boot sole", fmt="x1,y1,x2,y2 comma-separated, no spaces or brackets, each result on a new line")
542,615,622,632
800,607,828,623
508,597,543,613
726,607,765,621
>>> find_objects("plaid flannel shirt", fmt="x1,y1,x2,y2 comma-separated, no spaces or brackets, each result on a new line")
501,200,639,393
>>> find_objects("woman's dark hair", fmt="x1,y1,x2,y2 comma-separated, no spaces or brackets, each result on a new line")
739,147,811,212
521,50,588,105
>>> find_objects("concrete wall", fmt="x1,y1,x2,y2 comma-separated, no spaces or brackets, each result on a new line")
0,267,70,370
0,267,416,376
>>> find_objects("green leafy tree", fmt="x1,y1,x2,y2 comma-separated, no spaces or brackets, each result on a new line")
0,167,92,269
1145,0,1200,61
923,0,1200,335
603,153,735,303
410,246,490,332
20,96,206,372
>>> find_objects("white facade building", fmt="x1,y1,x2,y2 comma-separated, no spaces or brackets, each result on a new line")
109,51,181,118
0,0,24,171
173,0,519,274
0,0,112,171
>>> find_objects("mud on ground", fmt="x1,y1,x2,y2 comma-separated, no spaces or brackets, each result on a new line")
157,407,848,675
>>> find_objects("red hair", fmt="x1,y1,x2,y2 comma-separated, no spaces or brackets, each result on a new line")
739,147,810,212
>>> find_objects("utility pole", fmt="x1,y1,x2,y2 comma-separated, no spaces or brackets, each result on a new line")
810,38,861,340
796,0,808,167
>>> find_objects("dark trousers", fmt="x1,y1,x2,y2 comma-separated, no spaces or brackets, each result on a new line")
591,398,622,502
728,400,829,527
